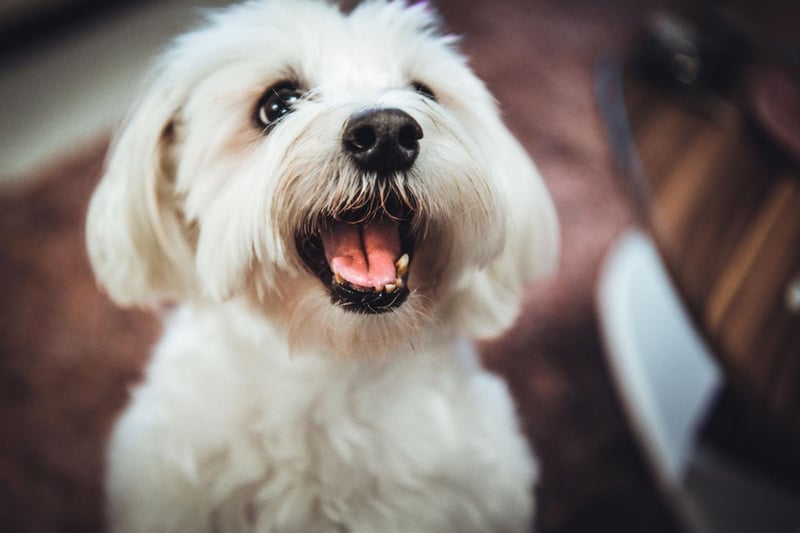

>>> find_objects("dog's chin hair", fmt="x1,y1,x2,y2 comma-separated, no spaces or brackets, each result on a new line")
243,267,439,358
238,275,438,358
283,289,437,358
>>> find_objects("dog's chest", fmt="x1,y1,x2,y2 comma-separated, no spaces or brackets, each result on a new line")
113,306,534,532
196,340,529,532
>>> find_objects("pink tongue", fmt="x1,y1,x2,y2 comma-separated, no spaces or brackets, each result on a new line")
321,218,401,290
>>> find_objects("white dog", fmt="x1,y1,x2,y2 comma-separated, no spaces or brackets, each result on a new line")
86,1,559,531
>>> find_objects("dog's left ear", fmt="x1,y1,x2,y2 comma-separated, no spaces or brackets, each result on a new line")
451,111,560,338
86,59,197,307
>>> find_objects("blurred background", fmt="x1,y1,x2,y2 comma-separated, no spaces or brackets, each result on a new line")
1,1,798,532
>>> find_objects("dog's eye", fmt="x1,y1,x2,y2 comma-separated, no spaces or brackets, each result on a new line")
412,81,436,101
256,82,303,128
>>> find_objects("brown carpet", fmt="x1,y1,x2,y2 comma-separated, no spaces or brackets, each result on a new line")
0,1,682,532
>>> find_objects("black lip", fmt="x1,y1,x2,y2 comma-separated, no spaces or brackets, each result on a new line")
330,283,410,314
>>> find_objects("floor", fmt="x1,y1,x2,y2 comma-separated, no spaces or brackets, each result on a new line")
0,0,228,185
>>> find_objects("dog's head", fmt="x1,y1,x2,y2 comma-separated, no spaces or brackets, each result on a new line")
86,0,559,355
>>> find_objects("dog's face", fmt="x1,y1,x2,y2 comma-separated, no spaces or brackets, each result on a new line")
87,0,559,356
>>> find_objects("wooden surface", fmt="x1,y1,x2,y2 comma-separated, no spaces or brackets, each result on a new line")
624,72,800,442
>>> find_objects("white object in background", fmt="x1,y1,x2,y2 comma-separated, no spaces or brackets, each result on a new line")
0,0,229,185
597,229,800,532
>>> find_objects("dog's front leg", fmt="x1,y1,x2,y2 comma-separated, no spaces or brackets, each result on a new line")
106,401,218,533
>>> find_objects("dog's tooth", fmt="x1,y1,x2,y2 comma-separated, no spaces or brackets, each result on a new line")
334,271,345,285
385,283,396,294
374,285,384,293
395,278,404,289
395,253,409,277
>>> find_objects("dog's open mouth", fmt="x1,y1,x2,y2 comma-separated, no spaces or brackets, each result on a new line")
296,204,414,314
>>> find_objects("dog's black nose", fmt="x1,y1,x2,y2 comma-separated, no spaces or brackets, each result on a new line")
343,108,423,173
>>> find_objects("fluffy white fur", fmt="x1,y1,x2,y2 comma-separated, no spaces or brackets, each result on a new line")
86,1,559,531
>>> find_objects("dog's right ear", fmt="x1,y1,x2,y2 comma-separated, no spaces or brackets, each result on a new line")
86,60,197,307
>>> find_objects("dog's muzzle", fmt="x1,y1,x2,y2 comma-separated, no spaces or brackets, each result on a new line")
296,108,423,315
